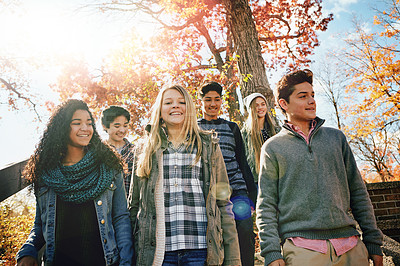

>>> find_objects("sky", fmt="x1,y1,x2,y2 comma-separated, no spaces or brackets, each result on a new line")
0,0,387,168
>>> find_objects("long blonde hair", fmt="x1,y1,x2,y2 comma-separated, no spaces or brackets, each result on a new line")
136,85,203,177
244,97,276,174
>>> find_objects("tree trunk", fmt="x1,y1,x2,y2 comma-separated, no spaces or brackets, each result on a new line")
222,0,275,110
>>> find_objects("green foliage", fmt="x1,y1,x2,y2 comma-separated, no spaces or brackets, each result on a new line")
0,202,35,265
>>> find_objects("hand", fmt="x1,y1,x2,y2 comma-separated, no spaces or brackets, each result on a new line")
370,254,383,266
16,256,38,266
269,259,285,266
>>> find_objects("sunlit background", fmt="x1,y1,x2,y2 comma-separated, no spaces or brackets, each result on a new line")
0,0,385,167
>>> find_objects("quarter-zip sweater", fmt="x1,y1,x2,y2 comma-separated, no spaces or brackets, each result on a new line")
256,117,383,265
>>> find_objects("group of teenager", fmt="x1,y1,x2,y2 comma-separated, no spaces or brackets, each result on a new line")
15,69,383,266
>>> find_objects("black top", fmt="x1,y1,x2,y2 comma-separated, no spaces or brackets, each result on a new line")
53,196,105,266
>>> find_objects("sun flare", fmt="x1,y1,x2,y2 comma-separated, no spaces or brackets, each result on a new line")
0,3,127,64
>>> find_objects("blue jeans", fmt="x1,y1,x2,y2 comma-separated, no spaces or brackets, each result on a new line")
162,249,207,266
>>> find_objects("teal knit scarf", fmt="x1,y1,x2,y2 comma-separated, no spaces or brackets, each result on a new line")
41,150,114,204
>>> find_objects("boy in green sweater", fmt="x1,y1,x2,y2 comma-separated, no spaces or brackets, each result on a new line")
256,69,383,266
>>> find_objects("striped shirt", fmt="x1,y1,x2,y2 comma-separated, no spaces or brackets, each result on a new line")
198,118,248,192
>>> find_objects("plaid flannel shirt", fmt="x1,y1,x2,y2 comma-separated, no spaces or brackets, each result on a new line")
112,138,134,196
163,142,207,252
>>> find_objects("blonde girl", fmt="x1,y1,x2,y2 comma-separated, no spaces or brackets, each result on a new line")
129,85,240,266
242,93,278,184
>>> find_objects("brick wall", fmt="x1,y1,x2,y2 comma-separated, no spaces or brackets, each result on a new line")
367,181,400,242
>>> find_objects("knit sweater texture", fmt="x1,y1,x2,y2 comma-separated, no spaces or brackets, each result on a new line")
198,118,256,194
256,117,383,265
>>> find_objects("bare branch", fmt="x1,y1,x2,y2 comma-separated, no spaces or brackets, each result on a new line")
194,21,225,71
0,77,41,122
181,64,216,71
258,14,304,42
285,42,311,64
259,31,304,42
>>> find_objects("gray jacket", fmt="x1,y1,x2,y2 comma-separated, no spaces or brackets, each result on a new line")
129,130,241,265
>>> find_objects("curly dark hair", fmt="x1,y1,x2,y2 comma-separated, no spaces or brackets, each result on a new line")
23,99,124,187
276,69,313,114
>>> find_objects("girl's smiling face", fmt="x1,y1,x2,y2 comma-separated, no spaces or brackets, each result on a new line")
69,109,94,148
254,97,267,118
161,89,187,129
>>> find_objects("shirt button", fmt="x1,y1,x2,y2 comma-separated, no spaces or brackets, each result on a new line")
104,239,107,244
175,183,178,187
97,200,102,206
174,165,177,169
101,219,105,224
110,183,114,188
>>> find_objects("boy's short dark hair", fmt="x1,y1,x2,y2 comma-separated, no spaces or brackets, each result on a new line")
276,69,313,114
101,106,131,129
198,81,223,99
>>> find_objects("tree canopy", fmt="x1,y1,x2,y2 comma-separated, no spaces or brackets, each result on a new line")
56,0,333,132
332,0,400,182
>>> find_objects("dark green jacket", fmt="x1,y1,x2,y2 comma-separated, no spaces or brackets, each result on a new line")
241,121,279,183
129,130,241,266
241,127,258,183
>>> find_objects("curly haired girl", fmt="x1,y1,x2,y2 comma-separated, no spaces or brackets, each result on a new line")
16,99,133,266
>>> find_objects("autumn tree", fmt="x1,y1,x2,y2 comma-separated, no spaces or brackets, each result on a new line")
336,1,400,181
350,124,400,182
54,35,160,136
82,0,332,121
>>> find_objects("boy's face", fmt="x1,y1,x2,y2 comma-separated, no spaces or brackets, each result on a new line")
201,90,222,121
278,82,316,124
105,115,129,144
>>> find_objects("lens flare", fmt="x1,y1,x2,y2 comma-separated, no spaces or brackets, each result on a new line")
231,195,252,220
215,182,232,200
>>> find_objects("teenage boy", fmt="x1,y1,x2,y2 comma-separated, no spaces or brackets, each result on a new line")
102,106,134,197
198,81,257,266
256,69,383,266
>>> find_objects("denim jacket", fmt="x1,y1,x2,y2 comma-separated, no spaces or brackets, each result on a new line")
129,130,241,266
16,171,133,266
